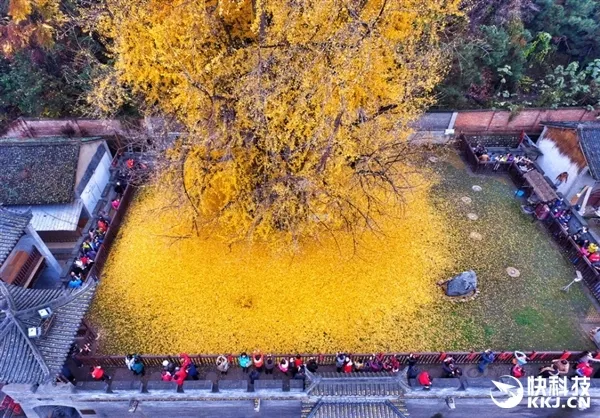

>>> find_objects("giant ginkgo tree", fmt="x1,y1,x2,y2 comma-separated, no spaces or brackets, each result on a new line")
89,0,461,244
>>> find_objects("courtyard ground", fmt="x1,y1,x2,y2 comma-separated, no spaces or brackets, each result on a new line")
88,148,596,354
427,150,595,351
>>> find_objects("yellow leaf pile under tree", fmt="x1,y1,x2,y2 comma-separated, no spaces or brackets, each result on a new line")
91,168,458,354
88,0,462,245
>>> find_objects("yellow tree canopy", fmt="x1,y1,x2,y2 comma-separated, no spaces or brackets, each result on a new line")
91,0,461,244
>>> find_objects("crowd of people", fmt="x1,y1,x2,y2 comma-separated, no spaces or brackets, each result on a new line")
569,222,600,273
486,350,600,380
232,352,315,384
472,143,534,172
544,196,600,275
84,349,600,389
66,158,138,290
477,350,600,379
412,349,600,390
532,351,600,379
66,213,110,289
160,353,199,385
529,197,600,277
334,352,401,373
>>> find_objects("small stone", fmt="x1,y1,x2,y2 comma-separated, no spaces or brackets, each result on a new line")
461,196,472,204
467,213,479,221
469,232,482,240
472,185,482,192
506,267,520,278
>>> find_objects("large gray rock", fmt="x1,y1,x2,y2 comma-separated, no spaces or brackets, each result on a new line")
446,270,477,296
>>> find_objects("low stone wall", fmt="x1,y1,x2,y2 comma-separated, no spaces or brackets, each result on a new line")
4,108,599,142
455,108,600,134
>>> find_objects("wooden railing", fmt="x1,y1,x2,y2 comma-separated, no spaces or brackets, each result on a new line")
13,246,43,288
75,350,598,368
84,183,135,282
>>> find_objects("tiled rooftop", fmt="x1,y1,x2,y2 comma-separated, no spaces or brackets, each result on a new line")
0,139,79,205
0,280,96,384
0,208,32,265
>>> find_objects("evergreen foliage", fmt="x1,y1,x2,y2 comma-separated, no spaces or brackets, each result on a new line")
436,0,600,109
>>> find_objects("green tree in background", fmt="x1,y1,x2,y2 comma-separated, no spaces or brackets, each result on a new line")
436,0,600,110
527,0,600,61
0,1,134,131
0,50,71,118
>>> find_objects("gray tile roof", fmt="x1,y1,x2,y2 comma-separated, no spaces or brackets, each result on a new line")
541,122,600,180
0,139,79,205
540,121,600,180
306,371,403,397
0,279,96,384
0,208,32,265
8,201,84,232
540,121,583,129
309,381,403,397
308,401,407,418
577,124,600,180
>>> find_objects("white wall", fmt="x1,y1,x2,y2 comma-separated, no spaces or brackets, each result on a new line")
536,134,586,200
80,153,111,214
567,169,596,204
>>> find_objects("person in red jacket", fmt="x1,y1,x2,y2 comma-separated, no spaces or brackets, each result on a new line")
252,351,264,372
343,358,353,373
294,354,303,368
90,366,109,382
173,353,192,386
417,371,432,389
576,362,593,378
511,364,525,378
172,368,186,385
97,219,108,233
180,353,191,370
390,356,400,373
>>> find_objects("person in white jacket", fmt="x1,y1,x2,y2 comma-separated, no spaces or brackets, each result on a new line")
216,355,230,375
125,354,135,370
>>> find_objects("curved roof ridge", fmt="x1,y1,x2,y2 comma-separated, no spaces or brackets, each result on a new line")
0,281,50,380
0,280,97,384
15,279,95,320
